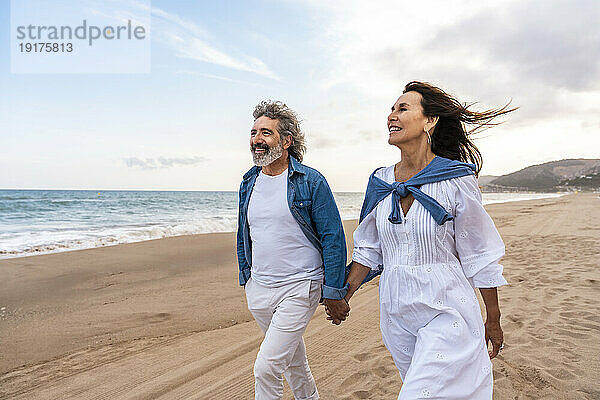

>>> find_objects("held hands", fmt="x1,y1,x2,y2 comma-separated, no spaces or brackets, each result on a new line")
324,262,368,325
323,298,350,325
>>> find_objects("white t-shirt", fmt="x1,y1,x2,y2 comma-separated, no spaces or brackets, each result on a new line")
247,169,324,287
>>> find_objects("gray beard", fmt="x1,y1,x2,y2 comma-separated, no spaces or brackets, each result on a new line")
252,140,284,166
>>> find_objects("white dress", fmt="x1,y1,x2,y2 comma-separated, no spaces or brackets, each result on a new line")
352,166,507,400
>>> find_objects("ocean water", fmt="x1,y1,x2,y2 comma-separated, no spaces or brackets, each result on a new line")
0,190,565,259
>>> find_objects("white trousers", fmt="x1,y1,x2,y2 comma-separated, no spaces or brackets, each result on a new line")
245,277,321,400
379,267,493,399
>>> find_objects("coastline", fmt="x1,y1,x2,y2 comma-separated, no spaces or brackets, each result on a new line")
1,193,598,399
1,191,569,261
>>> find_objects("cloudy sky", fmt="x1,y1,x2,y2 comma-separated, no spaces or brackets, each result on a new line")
1,0,599,191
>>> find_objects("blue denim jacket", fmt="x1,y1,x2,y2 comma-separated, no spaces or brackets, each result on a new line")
236,156,349,299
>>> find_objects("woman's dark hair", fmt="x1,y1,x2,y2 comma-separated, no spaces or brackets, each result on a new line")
403,81,517,175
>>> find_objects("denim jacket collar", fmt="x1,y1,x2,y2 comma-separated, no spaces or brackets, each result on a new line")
288,155,307,177
242,155,306,181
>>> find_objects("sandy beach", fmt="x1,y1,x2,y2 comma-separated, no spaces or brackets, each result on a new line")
1,193,599,399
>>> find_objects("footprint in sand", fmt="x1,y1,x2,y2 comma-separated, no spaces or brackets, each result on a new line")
543,367,578,380
515,365,552,390
505,315,524,328
351,390,371,399
576,386,600,399
140,312,172,324
554,327,590,340
340,371,370,389
371,365,395,378
353,352,376,362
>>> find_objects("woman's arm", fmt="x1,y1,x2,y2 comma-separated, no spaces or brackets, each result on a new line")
325,261,371,325
479,287,504,359
451,175,506,358
344,261,371,302
327,179,383,324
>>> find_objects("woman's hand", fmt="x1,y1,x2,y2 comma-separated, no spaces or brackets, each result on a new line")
479,287,504,359
484,318,504,359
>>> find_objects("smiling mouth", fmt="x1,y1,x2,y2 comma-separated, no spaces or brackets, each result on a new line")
389,126,403,133
252,145,269,153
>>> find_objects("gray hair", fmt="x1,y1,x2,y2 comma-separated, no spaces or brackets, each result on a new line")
253,100,306,162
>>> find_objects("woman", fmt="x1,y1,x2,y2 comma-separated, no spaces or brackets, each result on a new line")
334,82,515,399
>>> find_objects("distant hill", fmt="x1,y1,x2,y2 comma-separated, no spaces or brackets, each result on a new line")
483,159,600,191
477,175,499,186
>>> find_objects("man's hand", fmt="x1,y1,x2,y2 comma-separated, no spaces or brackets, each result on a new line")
323,298,350,325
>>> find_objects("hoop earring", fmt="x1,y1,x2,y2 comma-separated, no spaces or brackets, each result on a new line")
425,129,432,145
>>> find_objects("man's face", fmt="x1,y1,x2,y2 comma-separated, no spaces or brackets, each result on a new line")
250,116,287,166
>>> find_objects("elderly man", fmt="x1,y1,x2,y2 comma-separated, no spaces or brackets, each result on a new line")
237,100,349,399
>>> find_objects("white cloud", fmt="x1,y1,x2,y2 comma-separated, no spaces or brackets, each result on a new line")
174,70,264,86
87,1,280,80
123,156,206,170
150,6,280,80
297,0,600,177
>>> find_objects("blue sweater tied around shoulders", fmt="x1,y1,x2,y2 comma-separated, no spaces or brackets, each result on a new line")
349,156,477,285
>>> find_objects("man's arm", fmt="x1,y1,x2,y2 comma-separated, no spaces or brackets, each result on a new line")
236,182,251,286
309,175,348,299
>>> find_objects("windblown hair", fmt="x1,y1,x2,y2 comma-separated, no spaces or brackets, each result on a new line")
253,100,306,162
403,81,517,175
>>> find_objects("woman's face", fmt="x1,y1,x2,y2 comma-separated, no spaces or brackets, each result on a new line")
387,91,429,147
